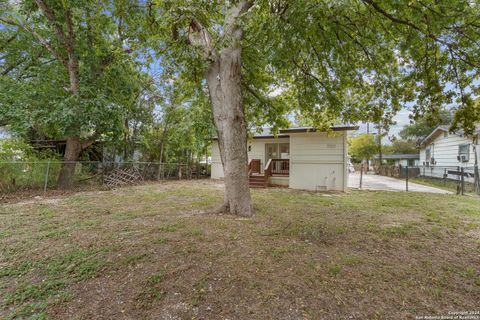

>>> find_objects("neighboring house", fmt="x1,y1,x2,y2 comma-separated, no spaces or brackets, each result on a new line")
419,125,480,168
211,125,358,191
377,154,420,167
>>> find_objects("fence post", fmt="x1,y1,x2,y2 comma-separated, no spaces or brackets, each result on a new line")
443,168,447,186
474,164,480,195
157,162,162,181
456,166,461,195
43,161,51,196
405,165,409,192
100,160,104,185
359,164,363,189
461,167,465,195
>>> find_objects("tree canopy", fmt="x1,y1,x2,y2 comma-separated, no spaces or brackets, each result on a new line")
0,0,148,142
147,0,479,132
399,108,453,141
349,134,379,162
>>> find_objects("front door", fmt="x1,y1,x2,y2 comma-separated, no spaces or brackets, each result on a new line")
265,143,278,165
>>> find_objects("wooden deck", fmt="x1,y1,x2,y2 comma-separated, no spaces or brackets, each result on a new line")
248,159,289,188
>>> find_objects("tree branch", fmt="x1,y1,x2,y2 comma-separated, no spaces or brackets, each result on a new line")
224,0,254,41
242,81,271,107
0,16,67,66
188,19,216,60
0,33,18,51
81,132,100,150
361,0,480,68
1,56,29,76
34,0,70,48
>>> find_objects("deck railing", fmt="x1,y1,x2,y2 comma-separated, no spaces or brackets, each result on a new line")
271,159,289,176
264,159,272,187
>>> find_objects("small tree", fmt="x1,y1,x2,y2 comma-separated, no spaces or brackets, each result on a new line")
388,140,418,155
349,134,379,164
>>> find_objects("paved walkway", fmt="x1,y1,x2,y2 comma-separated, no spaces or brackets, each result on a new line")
348,172,452,194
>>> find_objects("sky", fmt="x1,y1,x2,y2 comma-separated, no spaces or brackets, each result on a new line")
355,109,412,139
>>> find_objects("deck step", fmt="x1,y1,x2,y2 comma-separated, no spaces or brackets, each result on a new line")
249,175,266,188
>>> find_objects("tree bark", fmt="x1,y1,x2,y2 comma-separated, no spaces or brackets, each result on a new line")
206,48,252,217
57,136,82,189
185,0,254,216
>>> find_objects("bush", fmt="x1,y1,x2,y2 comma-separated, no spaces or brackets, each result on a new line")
0,140,61,192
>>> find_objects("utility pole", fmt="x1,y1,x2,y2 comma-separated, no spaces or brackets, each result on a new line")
377,122,383,166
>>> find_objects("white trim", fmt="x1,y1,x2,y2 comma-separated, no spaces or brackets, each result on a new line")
420,126,448,147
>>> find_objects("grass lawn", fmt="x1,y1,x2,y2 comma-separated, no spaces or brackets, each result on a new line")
411,176,477,194
1,180,479,319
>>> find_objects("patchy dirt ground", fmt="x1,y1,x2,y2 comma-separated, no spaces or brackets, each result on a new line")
1,180,479,319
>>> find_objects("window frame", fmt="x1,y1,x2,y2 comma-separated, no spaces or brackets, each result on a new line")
458,143,470,162
425,147,431,162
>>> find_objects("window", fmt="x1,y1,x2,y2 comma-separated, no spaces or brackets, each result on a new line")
458,144,470,162
279,143,290,158
265,143,290,164
444,131,448,138
425,147,431,162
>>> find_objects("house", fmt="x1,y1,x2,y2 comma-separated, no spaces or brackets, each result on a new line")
211,125,358,191
419,125,479,168
377,153,420,167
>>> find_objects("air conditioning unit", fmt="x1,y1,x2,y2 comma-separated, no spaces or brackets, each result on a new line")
458,154,469,163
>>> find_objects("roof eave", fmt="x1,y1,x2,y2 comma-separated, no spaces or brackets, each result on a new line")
419,126,448,147
280,126,359,133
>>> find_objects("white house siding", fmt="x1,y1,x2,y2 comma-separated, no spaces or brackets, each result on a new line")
289,132,347,191
210,137,289,179
211,132,349,191
419,132,479,183
419,133,478,167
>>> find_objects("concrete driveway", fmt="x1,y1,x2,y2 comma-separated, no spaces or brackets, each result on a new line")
348,172,452,194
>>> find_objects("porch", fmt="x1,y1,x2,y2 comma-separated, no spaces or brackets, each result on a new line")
248,158,290,188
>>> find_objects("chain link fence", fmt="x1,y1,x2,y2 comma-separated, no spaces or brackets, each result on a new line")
376,164,480,195
0,161,211,194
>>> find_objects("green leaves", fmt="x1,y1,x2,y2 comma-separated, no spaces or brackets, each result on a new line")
349,134,380,161
0,0,150,142
150,0,479,132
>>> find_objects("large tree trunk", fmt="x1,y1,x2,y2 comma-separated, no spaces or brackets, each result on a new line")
206,47,252,217
57,136,82,189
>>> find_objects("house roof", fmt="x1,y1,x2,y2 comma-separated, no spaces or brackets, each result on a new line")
212,125,359,140
242,125,359,140
279,125,359,133
377,153,420,160
419,124,480,147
